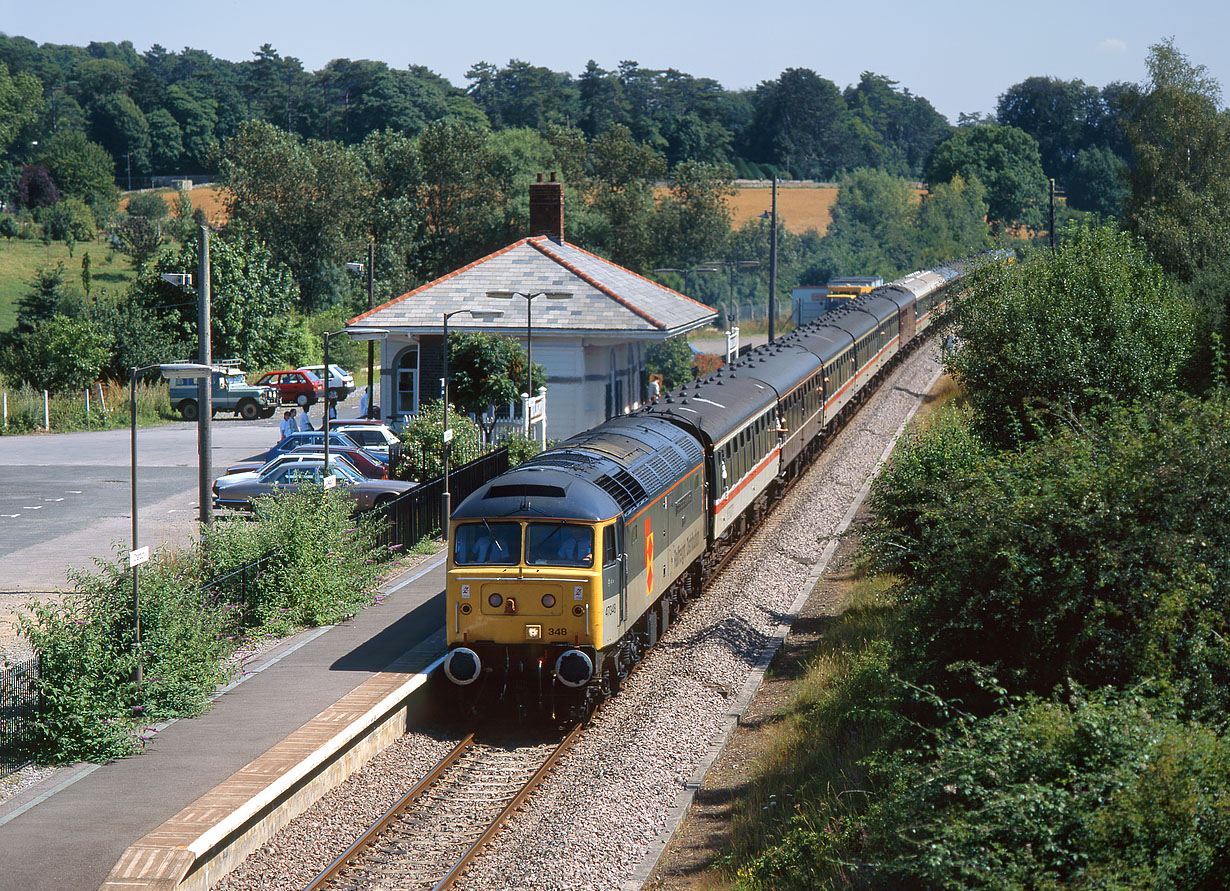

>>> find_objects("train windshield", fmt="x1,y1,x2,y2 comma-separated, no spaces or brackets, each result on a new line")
454,522,521,565
526,523,594,568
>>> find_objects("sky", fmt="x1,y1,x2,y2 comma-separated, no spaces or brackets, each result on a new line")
2,0,1228,122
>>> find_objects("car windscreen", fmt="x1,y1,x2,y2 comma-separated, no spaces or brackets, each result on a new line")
301,369,322,383
453,522,521,566
525,523,594,568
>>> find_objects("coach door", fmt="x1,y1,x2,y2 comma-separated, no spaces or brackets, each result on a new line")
900,304,916,342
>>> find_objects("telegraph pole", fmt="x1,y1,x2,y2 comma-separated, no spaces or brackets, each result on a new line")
198,226,212,527
768,175,778,343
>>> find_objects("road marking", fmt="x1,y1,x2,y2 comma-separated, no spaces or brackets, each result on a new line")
44,497,64,502
1,513,19,518
23,505,42,510
67,490,83,494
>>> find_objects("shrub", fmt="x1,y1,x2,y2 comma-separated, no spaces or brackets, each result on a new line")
396,399,483,481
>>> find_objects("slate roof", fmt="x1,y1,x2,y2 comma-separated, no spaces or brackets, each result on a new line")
349,237,717,336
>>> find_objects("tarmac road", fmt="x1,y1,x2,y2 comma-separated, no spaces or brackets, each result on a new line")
0,411,298,595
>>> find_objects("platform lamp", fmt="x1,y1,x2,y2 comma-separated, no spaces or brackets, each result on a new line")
485,290,572,399
441,308,503,537
321,327,388,481
130,362,213,687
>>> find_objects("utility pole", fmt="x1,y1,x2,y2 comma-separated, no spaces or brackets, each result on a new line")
1049,179,1056,251
366,241,375,418
768,175,778,343
197,226,212,527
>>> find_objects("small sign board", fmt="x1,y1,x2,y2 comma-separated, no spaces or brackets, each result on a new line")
323,474,337,489
129,546,150,568
443,428,454,443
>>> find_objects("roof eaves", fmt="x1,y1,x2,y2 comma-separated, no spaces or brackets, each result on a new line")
557,239,719,316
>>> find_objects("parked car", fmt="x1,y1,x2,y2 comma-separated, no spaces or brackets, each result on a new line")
241,430,386,468
329,423,400,455
255,369,325,406
222,451,366,483
168,362,278,421
226,444,388,479
212,456,416,512
298,364,354,402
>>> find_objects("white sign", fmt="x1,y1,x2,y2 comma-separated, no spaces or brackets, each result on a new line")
443,428,454,443
323,474,337,489
128,546,150,568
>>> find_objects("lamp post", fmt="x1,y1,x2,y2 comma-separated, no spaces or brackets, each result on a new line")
130,362,212,687
321,327,388,481
485,290,573,398
652,266,718,300
441,308,503,534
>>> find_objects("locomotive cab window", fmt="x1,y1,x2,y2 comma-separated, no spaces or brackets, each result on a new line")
603,526,618,567
527,523,594,568
454,522,521,565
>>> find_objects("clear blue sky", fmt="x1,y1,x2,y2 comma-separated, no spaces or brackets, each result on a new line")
3,0,1227,122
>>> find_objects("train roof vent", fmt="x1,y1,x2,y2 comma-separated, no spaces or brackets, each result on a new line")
486,483,567,499
593,468,648,513
527,451,604,471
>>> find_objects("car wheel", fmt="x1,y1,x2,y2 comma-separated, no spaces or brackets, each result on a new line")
238,399,260,421
259,408,276,419
179,399,199,421
296,393,308,407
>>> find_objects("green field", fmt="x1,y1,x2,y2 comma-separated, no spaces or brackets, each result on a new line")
0,237,136,331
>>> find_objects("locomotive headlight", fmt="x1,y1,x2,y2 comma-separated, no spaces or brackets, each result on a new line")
460,602,472,615
488,593,503,608
526,624,542,640
541,593,556,609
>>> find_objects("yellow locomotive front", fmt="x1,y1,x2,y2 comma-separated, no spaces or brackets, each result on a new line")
443,474,625,700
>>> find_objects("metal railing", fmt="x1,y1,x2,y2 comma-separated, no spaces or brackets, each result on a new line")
0,657,38,773
372,448,510,553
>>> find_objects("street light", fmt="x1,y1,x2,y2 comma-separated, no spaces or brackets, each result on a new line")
321,327,388,481
130,362,212,687
485,290,573,398
441,308,503,534
653,266,718,300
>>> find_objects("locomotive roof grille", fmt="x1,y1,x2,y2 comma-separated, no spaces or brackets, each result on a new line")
594,468,648,513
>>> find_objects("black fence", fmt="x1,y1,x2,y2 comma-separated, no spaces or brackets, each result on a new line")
198,553,276,627
373,447,509,554
1,657,38,773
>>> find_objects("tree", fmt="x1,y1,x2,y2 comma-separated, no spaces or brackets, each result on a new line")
809,168,918,282
645,337,695,390
914,173,991,266
0,60,42,155
36,130,119,214
924,124,1049,230
741,68,848,179
15,164,58,209
146,106,184,171
446,331,540,416
13,263,73,335
572,124,665,271
133,228,300,370
1,315,111,391
108,215,164,269
652,160,734,269
89,92,151,177
844,71,952,176
1066,146,1128,215
947,222,1194,445
1121,39,1230,282
125,190,168,221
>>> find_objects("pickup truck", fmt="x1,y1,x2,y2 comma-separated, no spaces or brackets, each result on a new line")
168,363,279,421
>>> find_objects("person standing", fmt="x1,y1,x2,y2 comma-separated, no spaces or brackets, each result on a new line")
359,388,369,419
278,410,294,441
297,406,313,431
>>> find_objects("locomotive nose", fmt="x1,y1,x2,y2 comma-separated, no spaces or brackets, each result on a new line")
554,649,594,688
444,647,482,685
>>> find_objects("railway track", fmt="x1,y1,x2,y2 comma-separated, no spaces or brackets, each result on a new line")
304,723,583,891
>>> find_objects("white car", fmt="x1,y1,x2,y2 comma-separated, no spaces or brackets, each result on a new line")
330,423,400,455
298,364,354,402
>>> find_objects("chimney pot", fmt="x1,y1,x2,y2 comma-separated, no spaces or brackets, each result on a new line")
529,175,565,243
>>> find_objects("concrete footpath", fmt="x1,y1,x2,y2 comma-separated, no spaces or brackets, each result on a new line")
0,553,449,891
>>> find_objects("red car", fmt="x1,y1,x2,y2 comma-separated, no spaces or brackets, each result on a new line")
255,370,324,406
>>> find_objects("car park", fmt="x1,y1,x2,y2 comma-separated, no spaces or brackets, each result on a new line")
255,369,324,406
222,451,366,483
329,422,400,455
212,456,416,512
298,364,355,402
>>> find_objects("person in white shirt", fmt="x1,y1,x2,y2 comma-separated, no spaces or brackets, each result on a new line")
297,407,313,431
359,388,369,418
278,410,295,441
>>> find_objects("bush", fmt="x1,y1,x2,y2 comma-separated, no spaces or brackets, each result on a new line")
396,399,483,481
501,431,543,468
851,689,1230,891
867,393,1230,719
948,222,1195,445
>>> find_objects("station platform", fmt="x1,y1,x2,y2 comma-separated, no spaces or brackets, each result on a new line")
0,552,449,891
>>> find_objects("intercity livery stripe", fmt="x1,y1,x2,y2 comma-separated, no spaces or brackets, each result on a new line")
715,446,781,513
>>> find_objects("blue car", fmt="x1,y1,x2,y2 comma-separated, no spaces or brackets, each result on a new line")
245,430,387,466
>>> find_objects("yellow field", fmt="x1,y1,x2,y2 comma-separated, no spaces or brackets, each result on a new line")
119,184,230,227
727,182,840,234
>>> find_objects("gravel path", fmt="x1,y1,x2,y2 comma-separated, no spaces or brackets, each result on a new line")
217,343,943,891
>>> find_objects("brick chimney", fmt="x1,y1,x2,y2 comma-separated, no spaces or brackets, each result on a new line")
529,172,564,243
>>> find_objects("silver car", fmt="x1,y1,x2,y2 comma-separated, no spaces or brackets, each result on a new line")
212,456,415,512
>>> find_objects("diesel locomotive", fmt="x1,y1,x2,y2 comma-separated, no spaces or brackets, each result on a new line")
443,260,971,716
